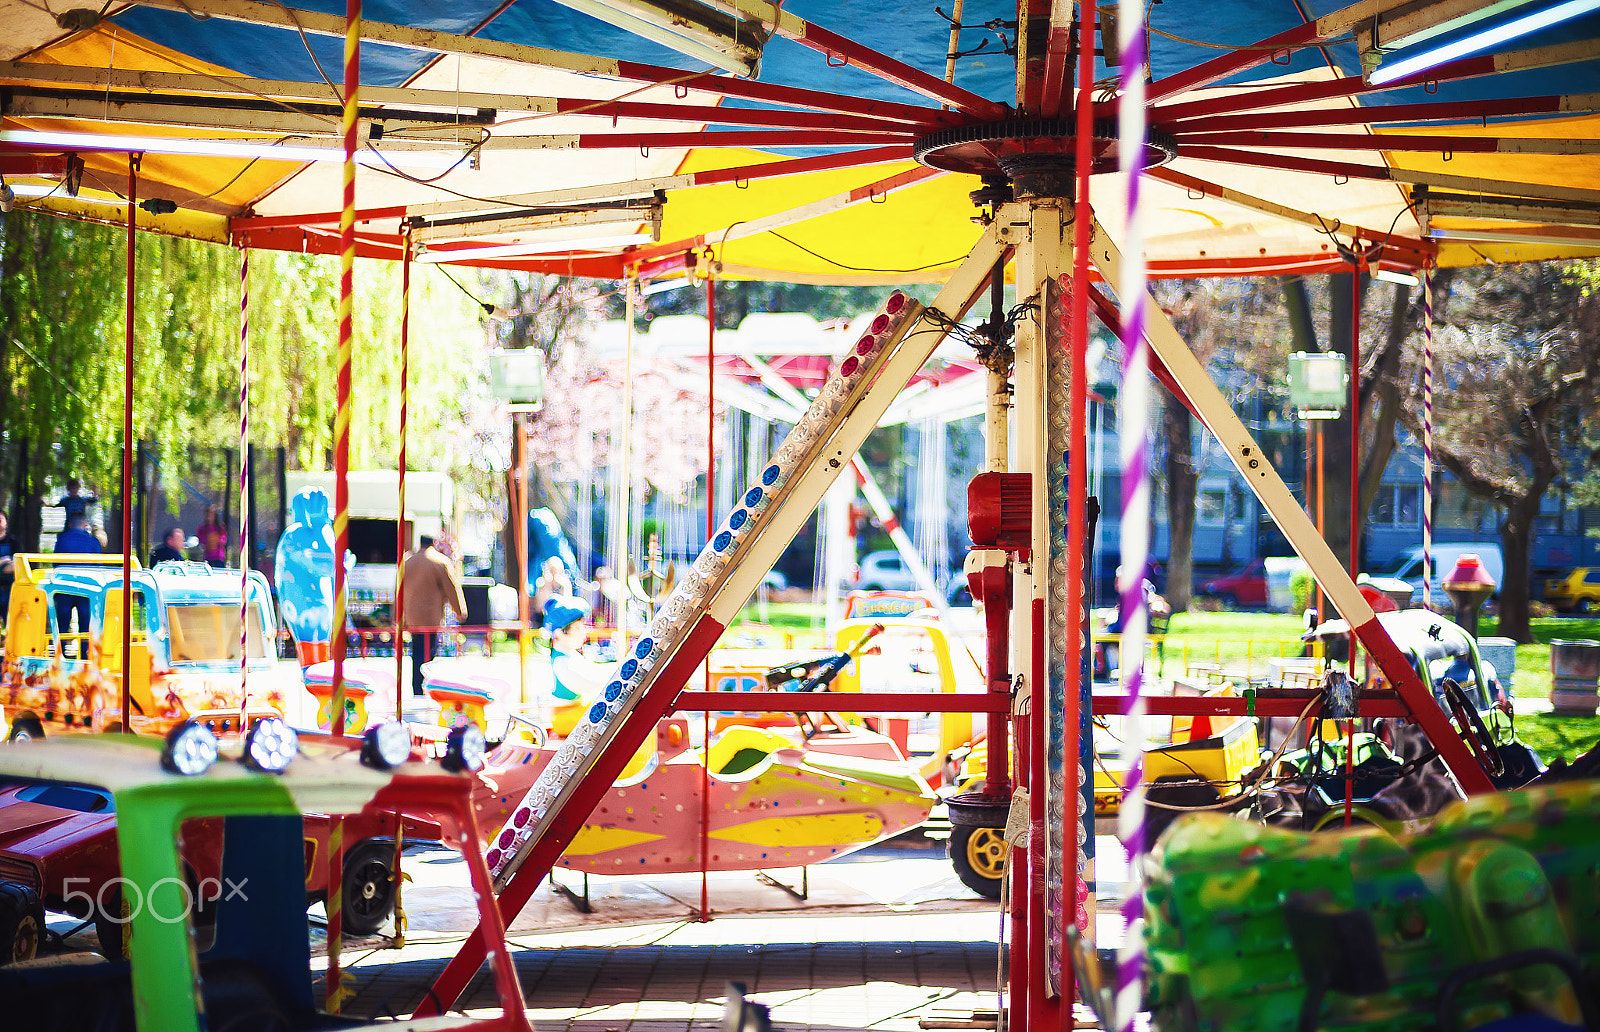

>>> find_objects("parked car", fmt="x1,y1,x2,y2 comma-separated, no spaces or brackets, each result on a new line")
1196,559,1269,608
1544,567,1600,612
851,550,920,592
1377,542,1504,607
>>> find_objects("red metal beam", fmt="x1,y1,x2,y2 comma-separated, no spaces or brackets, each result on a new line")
551,97,928,133
1171,129,1600,154
673,691,1009,712
611,58,967,127
1147,167,1434,260
1092,693,1411,718
1162,94,1597,133
231,204,408,232
1179,144,1422,184
1145,20,1323,104
0,152,77,176
686,145,916,185
774,16,1008,120
1039,6,1074,118
569,130,914,149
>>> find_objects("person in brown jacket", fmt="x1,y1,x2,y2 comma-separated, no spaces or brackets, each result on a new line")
401,535,466,696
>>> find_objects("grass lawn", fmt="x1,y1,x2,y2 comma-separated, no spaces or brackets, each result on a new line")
720,604,1600,763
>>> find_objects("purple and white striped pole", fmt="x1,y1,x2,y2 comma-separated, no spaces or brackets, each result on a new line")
1422,266,1434,611
1114,0,1151,1027
239,242,251,730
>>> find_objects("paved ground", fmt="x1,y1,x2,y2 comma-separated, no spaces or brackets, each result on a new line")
309,836,1014,1032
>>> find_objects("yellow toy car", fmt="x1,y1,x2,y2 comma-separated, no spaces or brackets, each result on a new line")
1544,567,1600,613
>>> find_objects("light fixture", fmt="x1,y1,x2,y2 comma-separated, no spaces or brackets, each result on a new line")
0,181,12,214
1372,268,1421,286
1418,191,1600,227
361,721,413,770
547,0,769,76
641,277,692,296
0,129,462,169
140,198,178,215
414,232,656,263
162,721,219,776
1287,351,1349,419
1429,226,1600,248
441,722,488,773
1366,0,1600,84
242,717,298,772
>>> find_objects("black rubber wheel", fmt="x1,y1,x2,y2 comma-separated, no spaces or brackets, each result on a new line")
949,825,1006,900
95,887,132,960
0,881,43,964
341,838,397,937
7,717,44,743
1580,599,1597,615
1220,593,1240,610
861,583,882,592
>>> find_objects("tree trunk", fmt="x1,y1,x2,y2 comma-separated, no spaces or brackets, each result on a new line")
1162,400,1197,612
1322,271,1369,576
1497,508,1535,643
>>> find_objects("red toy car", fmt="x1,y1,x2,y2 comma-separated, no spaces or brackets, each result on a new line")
0,734,433,962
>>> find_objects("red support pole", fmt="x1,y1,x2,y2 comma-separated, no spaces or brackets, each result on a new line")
122,153,138,735
1028,599,1060,1031
1349,263,1362,584
396,230,410,718
700,273,716,923
1062,2,1098,1021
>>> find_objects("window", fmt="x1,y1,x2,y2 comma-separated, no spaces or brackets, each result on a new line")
1198,490,1229,524
1370,485,1423,527
167,605,267,662
1584,569,1600,585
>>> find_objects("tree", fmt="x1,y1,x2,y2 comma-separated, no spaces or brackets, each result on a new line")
1283,269,1439,582
1,208,491,548
1393,263,1599,642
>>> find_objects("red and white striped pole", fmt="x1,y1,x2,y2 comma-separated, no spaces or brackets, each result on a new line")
239,239,251,732
326,0,362,1013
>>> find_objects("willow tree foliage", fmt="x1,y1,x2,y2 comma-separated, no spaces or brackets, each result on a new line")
1,208,491,543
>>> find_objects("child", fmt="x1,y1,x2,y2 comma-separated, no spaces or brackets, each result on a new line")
544,594,615,736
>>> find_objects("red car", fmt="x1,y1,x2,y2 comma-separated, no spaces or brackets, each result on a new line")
0,734,432,963
1198,559,1269,609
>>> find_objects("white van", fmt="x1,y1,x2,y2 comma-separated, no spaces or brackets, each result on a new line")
1377,542,1504,605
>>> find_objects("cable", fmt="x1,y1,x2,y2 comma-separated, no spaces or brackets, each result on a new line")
431,264,494,314
767,230,969,274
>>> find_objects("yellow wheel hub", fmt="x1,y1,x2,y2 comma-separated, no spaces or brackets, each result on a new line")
964,827,1008,881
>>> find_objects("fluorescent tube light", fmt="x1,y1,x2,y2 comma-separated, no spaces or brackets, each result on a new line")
0,129,462,169
1369,0,1600,84
1430,227,1600,248
1372,268,1420,286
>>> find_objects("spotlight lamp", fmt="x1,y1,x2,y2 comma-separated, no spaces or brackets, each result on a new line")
442,722,488,774
162,721,219,777
242,717,298,773
361,721,413,771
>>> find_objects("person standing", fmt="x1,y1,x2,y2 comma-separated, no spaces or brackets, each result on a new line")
52,515,100,654
197,505,227,568
400,535,466,697
150,526,186,565
0,511,17,626
55,479,97,523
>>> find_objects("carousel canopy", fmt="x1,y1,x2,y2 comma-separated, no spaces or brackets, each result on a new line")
4,0,1600,282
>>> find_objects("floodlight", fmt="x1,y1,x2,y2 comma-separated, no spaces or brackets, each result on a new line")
442,722,488,773
162,721,219,776
242,717,298,773
361,721,413,771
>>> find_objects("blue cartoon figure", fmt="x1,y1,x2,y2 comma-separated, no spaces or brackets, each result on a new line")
275,488,353,666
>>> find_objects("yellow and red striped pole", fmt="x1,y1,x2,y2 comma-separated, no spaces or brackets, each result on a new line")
326,0,362,1013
